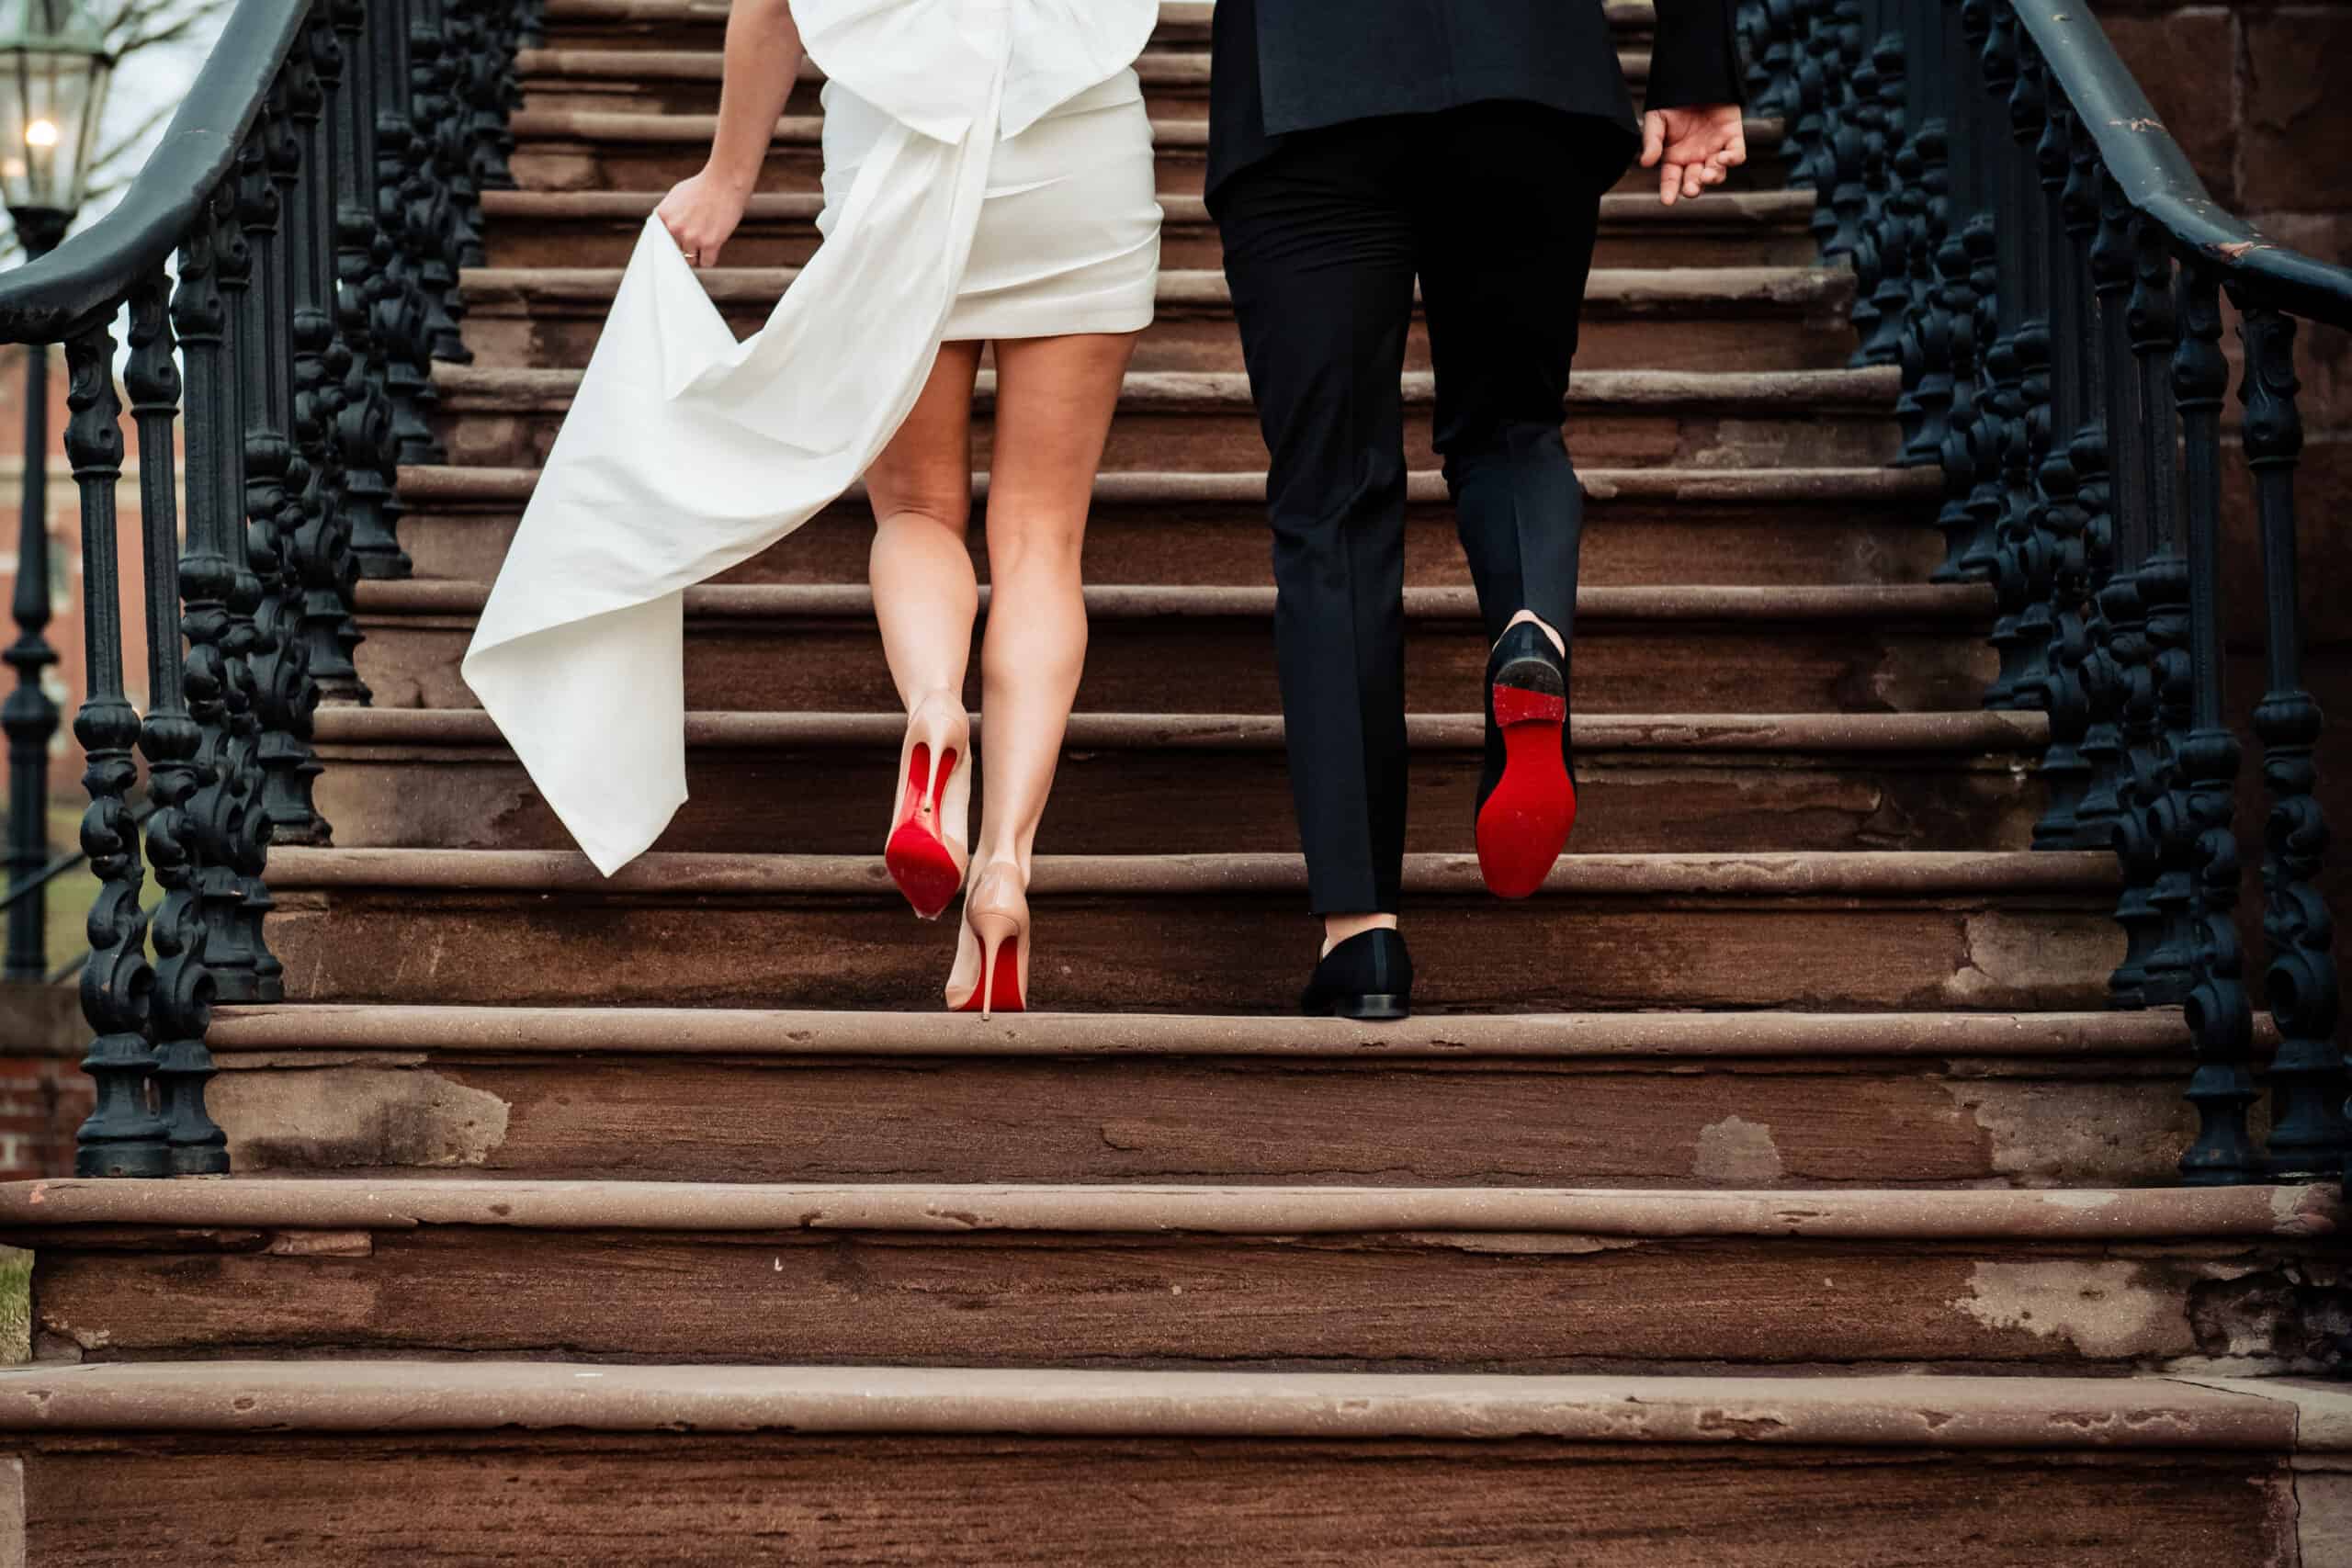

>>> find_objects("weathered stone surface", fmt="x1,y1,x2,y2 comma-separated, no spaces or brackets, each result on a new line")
310,708,2044,857
478,189,1827,272
25,1224,2346,1371
2239,9,2352,209
208,1052,2192,1187
252,848,2122,1011
458,265,1860,376
0,1361,2319,1445
2097,9,2241,203
206,1069,510,1173
6,1432,2301,1568
428,366,1907,472
502,108,1782,200
350,581,1993,716
395,463,1948,589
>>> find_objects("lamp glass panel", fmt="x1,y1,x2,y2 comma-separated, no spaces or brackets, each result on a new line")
0,0,110,216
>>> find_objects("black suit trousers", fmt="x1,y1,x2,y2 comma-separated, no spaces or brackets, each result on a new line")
1215,101,1616,915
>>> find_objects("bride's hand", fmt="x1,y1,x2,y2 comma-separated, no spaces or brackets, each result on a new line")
655,167,752,268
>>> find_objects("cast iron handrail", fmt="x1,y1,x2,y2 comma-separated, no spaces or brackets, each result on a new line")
0,0,311,345
0,0,536,1177
2006,6,2352,330
1738,0,2350,1186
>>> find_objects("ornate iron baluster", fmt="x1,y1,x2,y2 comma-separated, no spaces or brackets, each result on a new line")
1854,34,1917,367
1982,43,2055,711
1929,219,1987,581
173,178,278,1084
1821,15,1872,260
404,0,473,370
2072,164,2137,852
334,0,413,581
1897,121,1955,467
1788,0,1838,192
3,333,58,983
2166,262,2255,1185
238,103,330,862
64,319,166,1179
2027,96,2103,847
374,0,449,466
2109,216,2184,1007
285,20,369,704
2225,299,2350,1178
124,270,230,1176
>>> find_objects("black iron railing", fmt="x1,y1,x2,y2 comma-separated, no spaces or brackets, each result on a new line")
0,0,533,1176
1739,0,2352,1183
6,0,2344,1187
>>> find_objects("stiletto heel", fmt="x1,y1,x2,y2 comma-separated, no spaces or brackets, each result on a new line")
884,694,971,919
944,864,1030,1018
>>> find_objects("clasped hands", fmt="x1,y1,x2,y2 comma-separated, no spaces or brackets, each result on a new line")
1640,104,1746,206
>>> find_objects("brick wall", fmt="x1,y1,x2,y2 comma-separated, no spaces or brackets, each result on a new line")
2093,2,2352,939
0,987,88,1180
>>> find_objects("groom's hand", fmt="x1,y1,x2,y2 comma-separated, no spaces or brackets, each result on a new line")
1640,105,1746,206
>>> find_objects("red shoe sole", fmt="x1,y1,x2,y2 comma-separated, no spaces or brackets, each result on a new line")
1476,685,1576,899
885,744,962,919
953,940,1025,1015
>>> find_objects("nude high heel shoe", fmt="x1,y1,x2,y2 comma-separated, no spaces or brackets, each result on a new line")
885,694,972,919
944,863,1030,1018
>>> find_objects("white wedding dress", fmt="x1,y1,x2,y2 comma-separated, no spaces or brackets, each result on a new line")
460,0,1162,874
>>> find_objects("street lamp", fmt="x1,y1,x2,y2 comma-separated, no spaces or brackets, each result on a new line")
0,0,111,983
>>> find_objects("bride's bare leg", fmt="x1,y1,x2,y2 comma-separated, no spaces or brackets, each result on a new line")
938,331,1135,1012
969,331,1136,877
866,342,987,915
865,341,987,713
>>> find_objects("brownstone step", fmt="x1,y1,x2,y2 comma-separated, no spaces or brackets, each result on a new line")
476,188,1829,271
503,108,1786,199
428,365,1907,473
311,708,2045,857
350,580,1994,716
395,464,1944,590
457,265,1860,375
0,1361,2340,1566
523,47,1662,123
7,1179,2336,1373
535,0,1658,52
255,847,2122,1011
517,47,1657,120
201,1003,2199,1188
395,464,1946,589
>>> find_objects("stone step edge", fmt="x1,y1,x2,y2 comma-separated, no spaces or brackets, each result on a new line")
399,462,1936,510
260,847,2120,898
0,1362,2338,1452
476,188,1821,231
459,265,1853,315
515,46,1657,87
537,0,1228,22
310,708,2046,757
432,363,1900,412
0,1178,2329,1241
503,111,1785,157
536,0,1662,41
354,580,1992,623
202,1002,2195,1061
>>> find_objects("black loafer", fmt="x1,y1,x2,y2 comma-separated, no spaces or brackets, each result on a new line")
1300,929,1414,1021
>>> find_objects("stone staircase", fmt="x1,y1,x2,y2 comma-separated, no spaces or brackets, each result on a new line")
3,3,2348,1562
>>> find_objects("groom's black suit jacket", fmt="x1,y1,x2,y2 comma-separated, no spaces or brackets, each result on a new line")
1206,0,1747,201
